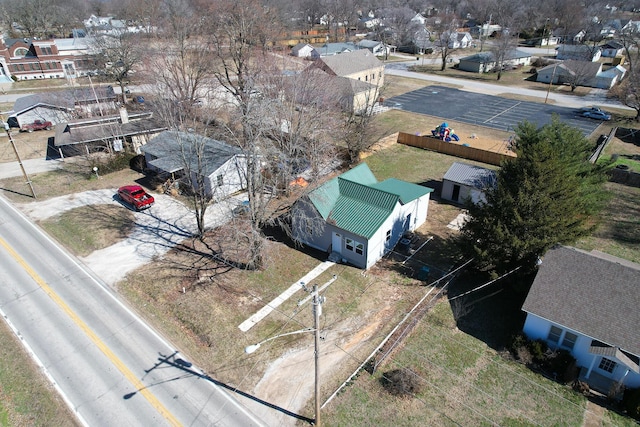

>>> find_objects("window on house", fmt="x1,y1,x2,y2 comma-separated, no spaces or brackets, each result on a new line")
598,358,617,373
42,46,52,55
548,325,562,343
561,332,578,349
216,174,224,187
386,229,391,242
355,243,364,255
345,238,354,251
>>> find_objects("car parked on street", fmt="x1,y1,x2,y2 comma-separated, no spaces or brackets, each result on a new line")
582,110,611,121
117,185,154,211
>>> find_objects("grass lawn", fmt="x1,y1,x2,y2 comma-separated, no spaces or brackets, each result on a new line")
40,204,135,256
0,320,78,426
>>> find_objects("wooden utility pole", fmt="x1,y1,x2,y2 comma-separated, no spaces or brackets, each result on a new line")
4,124,36,199
313,284,321,427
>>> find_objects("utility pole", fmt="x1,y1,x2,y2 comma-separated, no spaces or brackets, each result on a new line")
4,123,36,199
313,284,322,427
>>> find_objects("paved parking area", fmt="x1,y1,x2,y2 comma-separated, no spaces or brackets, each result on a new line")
387,86,603,136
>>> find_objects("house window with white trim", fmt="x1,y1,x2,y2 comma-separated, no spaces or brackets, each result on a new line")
561,332,578,349
345,238,354,251
216,174,224,187
598,358,617,373
548,325,562,343
386,229,391,242
345,238,364,256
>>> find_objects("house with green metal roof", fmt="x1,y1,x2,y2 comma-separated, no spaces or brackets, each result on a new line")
291,163,433,269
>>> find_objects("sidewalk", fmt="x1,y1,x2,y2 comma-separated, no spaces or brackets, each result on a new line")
0,158,63,179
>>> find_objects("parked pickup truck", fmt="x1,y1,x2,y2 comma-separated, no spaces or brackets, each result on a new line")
20,120,53,132
117,185,155,211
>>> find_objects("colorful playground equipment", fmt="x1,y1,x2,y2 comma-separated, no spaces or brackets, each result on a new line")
431,122,460,142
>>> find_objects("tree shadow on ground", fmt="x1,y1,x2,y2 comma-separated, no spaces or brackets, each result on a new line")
262,222,329,263
447,270,535,351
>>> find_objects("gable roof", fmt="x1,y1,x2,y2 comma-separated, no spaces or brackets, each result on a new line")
308,163,432,239
54,111,167,147
538,60,602,77
12,87,116,115
142,130,241,176
522,246,640,356
459,48,530,63
313,49,382,77
443,162,497,189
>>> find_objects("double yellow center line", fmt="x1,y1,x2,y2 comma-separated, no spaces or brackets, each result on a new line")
0,236,181,427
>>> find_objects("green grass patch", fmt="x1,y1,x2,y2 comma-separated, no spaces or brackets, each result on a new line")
40,204,135,256
0,320,78,426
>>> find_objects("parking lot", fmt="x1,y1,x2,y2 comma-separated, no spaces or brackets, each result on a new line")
387,86,603,136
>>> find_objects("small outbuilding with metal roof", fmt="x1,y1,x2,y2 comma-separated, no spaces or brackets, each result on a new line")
291,163,433,269
441,162,496,205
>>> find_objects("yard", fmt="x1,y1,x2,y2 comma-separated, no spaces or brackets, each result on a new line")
1,81,639,424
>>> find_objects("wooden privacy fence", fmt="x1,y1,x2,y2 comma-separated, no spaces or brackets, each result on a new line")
397,132,513,166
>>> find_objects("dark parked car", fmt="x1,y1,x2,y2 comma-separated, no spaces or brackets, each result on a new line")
582,110,611,121
117,185,154,211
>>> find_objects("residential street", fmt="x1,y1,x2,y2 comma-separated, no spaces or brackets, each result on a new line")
0,194,263,426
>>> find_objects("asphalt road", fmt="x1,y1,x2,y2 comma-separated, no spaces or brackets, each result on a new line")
0,195,264,427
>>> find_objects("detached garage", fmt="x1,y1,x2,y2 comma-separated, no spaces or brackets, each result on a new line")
442,162,496,205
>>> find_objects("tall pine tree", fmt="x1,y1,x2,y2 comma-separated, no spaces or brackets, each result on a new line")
458,117,610,276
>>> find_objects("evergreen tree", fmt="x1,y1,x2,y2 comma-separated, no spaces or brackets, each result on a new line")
458,117,610,276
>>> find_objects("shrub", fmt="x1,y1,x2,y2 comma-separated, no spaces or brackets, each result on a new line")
380,368,423,397
527,339,548,362
623,387,640,419
546,349,577,383
93,152,136,175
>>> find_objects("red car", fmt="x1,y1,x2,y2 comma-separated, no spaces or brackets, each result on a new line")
117,185,154,211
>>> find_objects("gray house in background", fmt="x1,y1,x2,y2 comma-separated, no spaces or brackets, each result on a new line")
8,86,117,128
441,162,496,205
457,49,532,73
141,130,246,200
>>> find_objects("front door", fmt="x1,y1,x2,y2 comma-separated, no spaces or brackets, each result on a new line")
332,232,342,254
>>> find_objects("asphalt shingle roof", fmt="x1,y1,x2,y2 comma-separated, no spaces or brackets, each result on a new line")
315,49,382,77
522,246,640,356
13,87,116,114
142,130,241,176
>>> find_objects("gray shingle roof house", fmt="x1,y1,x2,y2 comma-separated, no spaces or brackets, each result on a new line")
141,130,246,199
522,246,640,393
292,163,433,269
457,49,532,73
9,86,117,128
53,110,167,157
441,162,496,204
535,60,625,89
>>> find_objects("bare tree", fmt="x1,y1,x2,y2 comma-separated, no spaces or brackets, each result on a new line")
434,13,460,71
611,68,640,121
343,78,385,163
90,31,143,103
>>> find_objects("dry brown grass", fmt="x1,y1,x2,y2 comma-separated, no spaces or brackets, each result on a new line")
0,128,53,162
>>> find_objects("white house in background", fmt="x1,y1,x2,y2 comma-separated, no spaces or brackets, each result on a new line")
410,13,427,26
441,162,496,205
535,60,625,89
448,32,473,49
291,43,319,59
291,163,433,269
141,130,246,200
356,40,389,56
522,246,640,394
600,40,625,58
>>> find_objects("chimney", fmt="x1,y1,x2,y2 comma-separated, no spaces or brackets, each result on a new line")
119,107,129,124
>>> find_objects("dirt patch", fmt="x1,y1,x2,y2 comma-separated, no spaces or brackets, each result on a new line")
0,129,53,162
